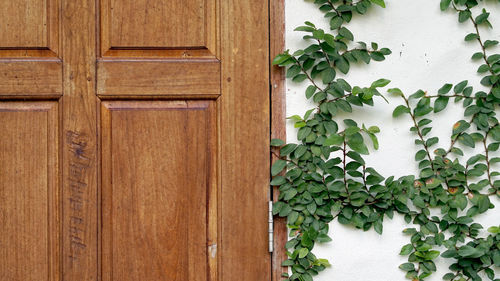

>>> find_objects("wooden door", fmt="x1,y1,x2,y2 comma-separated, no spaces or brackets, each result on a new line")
0,1,271,281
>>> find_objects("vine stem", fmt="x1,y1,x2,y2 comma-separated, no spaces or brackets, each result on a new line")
483,125,500,193
444,115,476,157
402,95,436,172
316,39,333,66
342,141,350,201
466,9,496,77
293,57,326,93
452,4,497,79
425,94,477,99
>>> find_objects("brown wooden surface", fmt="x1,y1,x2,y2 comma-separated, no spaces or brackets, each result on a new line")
0,102,59,281
0,60,62,97
101,101,217,281
100,0,218,57
0,0,47,47
220,0,271,280
61,0,98,279
97,59,221,97
270,0,288,280
108,0,206,47
0,0,273,280
0,0,59,57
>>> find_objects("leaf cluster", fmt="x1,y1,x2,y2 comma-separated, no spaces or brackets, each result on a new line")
272,1,500,281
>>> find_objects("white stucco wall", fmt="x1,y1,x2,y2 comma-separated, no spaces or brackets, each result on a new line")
285,1,500,280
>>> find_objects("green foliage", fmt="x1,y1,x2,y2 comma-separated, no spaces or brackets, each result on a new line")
272,1,500,281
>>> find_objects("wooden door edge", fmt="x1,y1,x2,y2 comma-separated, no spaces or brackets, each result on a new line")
270,0,287,280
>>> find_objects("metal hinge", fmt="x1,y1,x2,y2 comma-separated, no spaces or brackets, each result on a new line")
268,201,274,253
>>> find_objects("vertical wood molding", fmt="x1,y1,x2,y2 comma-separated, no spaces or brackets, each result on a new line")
220,0,271,280
61,0,97,279
271,0,288,280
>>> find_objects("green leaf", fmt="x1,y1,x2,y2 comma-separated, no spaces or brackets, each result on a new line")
273,53,292,65
458,10,471,23
400,244,414,255
454,80,468,93
339,27,354,41
281,259,295,266
324,134,344,146
270,176,286,186
336,100,352,113
271,160,287,176
487,54,500,64
434,96,449,113
370,51,385,61
280,144,297,156
458,245,482,258
388,88,404,97
452,120,470,135
374,220,383,234
286,65,301,78
409,90,425,99
392,105,410,118
371,78,391,88
346,151,365,165
399,263,415,272
271,139,285,147
298,247,309,258
330,16,343,30
292,74,307,83
475,12,489,25
336,57,350,74
305,85,316,99
297,127,312,141
471,52,484,60
283,189,297,201
478,64,490,73
487,226,500,234
464,33,479,41
369,0,386,8
347,138,369,155
484,40,499,48
440,0,451,10
322,68,336,84
438,83,453,95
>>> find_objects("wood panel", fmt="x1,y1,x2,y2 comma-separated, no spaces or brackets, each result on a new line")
0,102,59,281
0,60,62,97
100,0,218,57
0,0,59,57
270,0,288,279
220,0,271,280
101,100,217,281
61,0,97,279
97,59,220,97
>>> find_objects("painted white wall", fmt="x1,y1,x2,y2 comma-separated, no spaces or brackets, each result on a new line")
285,1,500,280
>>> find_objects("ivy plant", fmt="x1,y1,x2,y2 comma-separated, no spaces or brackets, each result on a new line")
271,1,500,281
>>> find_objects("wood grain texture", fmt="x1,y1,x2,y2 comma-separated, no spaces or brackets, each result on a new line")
97,59,221,97
100,0,218,57
0,102,59,281
0,0,47,47
220,0,271,280
101,100,217,281
0,60,62,97
270,0,288,279
0,0,59,57
61,0,97,279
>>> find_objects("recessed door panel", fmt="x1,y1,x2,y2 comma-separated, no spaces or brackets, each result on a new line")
0,0,59,57
101,100,217,281
0,102,59,281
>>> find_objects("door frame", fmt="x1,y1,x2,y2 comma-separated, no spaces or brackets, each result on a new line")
0,0,282,279
270,0,287,280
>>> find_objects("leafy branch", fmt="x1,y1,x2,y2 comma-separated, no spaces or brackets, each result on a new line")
271,0,500,280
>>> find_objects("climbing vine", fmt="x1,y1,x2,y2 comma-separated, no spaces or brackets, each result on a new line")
271,0,500,280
